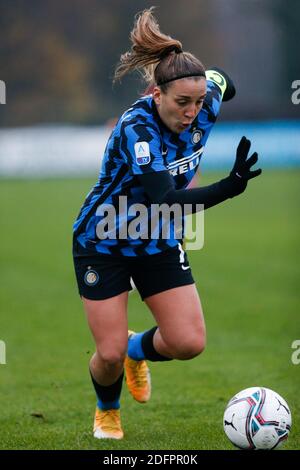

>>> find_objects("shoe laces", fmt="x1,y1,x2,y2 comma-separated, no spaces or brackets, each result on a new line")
97,409,121,432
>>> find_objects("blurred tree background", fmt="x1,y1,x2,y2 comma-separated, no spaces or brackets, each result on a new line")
0,0,299,127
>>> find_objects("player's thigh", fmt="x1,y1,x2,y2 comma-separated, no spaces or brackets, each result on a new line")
73,253,132,360
145,284,206,348
82,292,129,362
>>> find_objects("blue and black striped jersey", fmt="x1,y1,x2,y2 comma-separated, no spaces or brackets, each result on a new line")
73,70,228,257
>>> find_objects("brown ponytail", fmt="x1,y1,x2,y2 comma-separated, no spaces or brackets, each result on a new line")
113,7,205,91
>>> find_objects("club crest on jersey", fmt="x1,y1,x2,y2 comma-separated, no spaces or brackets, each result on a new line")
134,141,151,165
191,129,202,144
84,269,99,286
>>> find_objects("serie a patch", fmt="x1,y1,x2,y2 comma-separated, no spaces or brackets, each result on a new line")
134,141,151,165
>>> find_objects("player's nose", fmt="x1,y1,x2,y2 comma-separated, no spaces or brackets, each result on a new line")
184,104,198,119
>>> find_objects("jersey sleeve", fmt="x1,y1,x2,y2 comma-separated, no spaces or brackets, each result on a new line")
120,120,167,175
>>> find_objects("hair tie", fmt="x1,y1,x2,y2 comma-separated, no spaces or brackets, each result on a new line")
174,46,183,54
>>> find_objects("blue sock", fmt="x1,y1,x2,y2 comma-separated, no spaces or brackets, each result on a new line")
128,327,173,362
97,398,120,411
128,332,146,360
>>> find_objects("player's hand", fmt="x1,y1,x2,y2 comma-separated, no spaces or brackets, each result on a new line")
228,136,262,196
231,136,262,181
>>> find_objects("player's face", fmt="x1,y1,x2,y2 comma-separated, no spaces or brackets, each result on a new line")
153,78,207,134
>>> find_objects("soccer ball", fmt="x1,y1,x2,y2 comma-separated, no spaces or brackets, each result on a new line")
223,387,292,450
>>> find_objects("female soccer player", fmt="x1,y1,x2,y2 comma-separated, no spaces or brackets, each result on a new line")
73,8,261,439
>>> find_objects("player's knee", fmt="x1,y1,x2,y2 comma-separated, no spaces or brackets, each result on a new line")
97,347,126,366
168,334,206,360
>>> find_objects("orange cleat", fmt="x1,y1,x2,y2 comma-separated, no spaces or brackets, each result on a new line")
93,407,124,440
125,330,151,403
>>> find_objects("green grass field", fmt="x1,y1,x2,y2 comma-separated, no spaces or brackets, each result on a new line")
0,170,299,450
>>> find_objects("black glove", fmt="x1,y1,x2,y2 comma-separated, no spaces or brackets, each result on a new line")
228,136,262,197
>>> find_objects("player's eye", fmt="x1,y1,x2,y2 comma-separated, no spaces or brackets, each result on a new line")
176,99,204,107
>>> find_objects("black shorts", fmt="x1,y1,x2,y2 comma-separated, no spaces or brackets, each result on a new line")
73,243,194,301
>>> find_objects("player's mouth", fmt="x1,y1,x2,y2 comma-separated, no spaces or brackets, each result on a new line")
178,122,192,130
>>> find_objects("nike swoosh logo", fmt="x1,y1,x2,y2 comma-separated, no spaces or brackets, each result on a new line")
181,265,190,270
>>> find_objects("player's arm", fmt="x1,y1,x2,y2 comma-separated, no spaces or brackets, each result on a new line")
206,67,236,102
138,136,261,212
121,120,166,175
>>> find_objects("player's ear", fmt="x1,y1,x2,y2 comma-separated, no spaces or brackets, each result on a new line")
152,86,161,106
